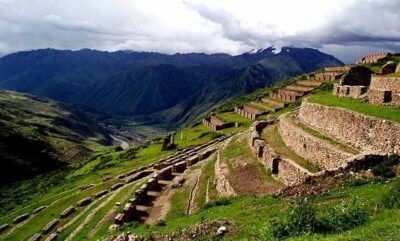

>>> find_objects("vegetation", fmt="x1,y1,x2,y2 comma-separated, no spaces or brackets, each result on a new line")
371,155,400,178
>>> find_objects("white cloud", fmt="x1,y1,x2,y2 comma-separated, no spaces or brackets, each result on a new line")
0,0,399,62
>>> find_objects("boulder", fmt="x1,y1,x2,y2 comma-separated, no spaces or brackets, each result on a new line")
217,226,228,235
379,61,397,75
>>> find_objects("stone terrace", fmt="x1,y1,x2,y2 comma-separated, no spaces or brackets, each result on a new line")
202,116,231,131
356,52,390,64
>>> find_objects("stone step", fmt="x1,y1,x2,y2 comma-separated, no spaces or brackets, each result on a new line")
261,97,288,108
285,85,315,93
158,180,170,185
297,80,322,87
249,102,274,112
278,112,357,171
136,205,152,212
147,191,160,197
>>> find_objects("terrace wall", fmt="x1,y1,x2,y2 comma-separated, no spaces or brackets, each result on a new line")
298,100,400,154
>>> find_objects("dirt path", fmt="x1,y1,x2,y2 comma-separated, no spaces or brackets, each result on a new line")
224,133,281,195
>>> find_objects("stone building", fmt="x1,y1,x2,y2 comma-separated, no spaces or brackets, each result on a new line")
234,105,264,120
270,89,302,102
333,66,374,99
356,52,390,64
202,115,231,131
368,76,400,106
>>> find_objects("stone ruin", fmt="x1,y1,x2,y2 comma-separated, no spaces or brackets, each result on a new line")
247,100,400,186
234,105,264,120
356,52,390,64
333,66,374,98
270,89,302,102
396,64,400,74
368,76,400,106
162,133,175,150
203,115,232,131
113,139,222,225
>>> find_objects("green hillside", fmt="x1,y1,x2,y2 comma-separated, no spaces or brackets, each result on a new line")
0,90,111,185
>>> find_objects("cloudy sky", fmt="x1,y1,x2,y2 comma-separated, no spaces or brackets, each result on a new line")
0,0,399,63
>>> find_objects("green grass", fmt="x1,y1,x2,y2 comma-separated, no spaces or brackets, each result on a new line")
101,178,400,240
262,124,320,173
2,180,119,241
308,91,400,123
175,123,221,148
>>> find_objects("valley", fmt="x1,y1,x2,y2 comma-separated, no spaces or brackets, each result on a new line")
0,51,400,241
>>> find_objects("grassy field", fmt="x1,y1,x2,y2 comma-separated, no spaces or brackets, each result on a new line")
308,91,400,123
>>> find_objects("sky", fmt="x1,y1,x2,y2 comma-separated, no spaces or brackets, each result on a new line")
0,0,399,63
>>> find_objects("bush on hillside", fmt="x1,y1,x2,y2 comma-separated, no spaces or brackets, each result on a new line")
372,154,400,178
258,198,369,240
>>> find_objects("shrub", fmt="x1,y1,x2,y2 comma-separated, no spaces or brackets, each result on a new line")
371,154,400,178
258,199,369,240
381,181,400,209
201,198,231,210
316,203,369,233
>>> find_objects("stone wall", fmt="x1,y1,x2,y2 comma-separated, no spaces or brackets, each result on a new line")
324,66,351,72
235,105,264,120
203,116,231,131
214,150,237,197
315,72,343,81
279,114,353,170
356,52,389,64
332,84,367,98
368,76,400,106
370,76,400,93
298,100,400,154
248,121,312,186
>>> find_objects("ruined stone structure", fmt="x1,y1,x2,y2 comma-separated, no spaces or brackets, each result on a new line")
298,100,400,154
270,89,302,102
113,139,222,224
379,61,397,75
234,105,264,120
396,64,400,73
202,116,231,131
339,66,374,86
324,66,351,72
162,133,175,150
333,66,374,98
356,52,389,64
368,76,400,106
314,72,344,81
332,84,367,98
248,100,398,186
248,121,312,186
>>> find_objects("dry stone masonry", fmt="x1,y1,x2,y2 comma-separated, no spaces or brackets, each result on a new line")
234,105,264,120
368,76,400,106
203,115,232,131
298,100,400,154
333,66,374,98
356,52,389,64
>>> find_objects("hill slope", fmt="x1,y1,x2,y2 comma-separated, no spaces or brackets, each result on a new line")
0,90,111,185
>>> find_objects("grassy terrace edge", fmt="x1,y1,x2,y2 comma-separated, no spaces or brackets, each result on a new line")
308,91,400,123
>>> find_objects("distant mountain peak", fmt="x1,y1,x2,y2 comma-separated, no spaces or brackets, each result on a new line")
246,46,281,55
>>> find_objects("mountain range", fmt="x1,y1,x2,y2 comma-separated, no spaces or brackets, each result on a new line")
0,47,343,128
